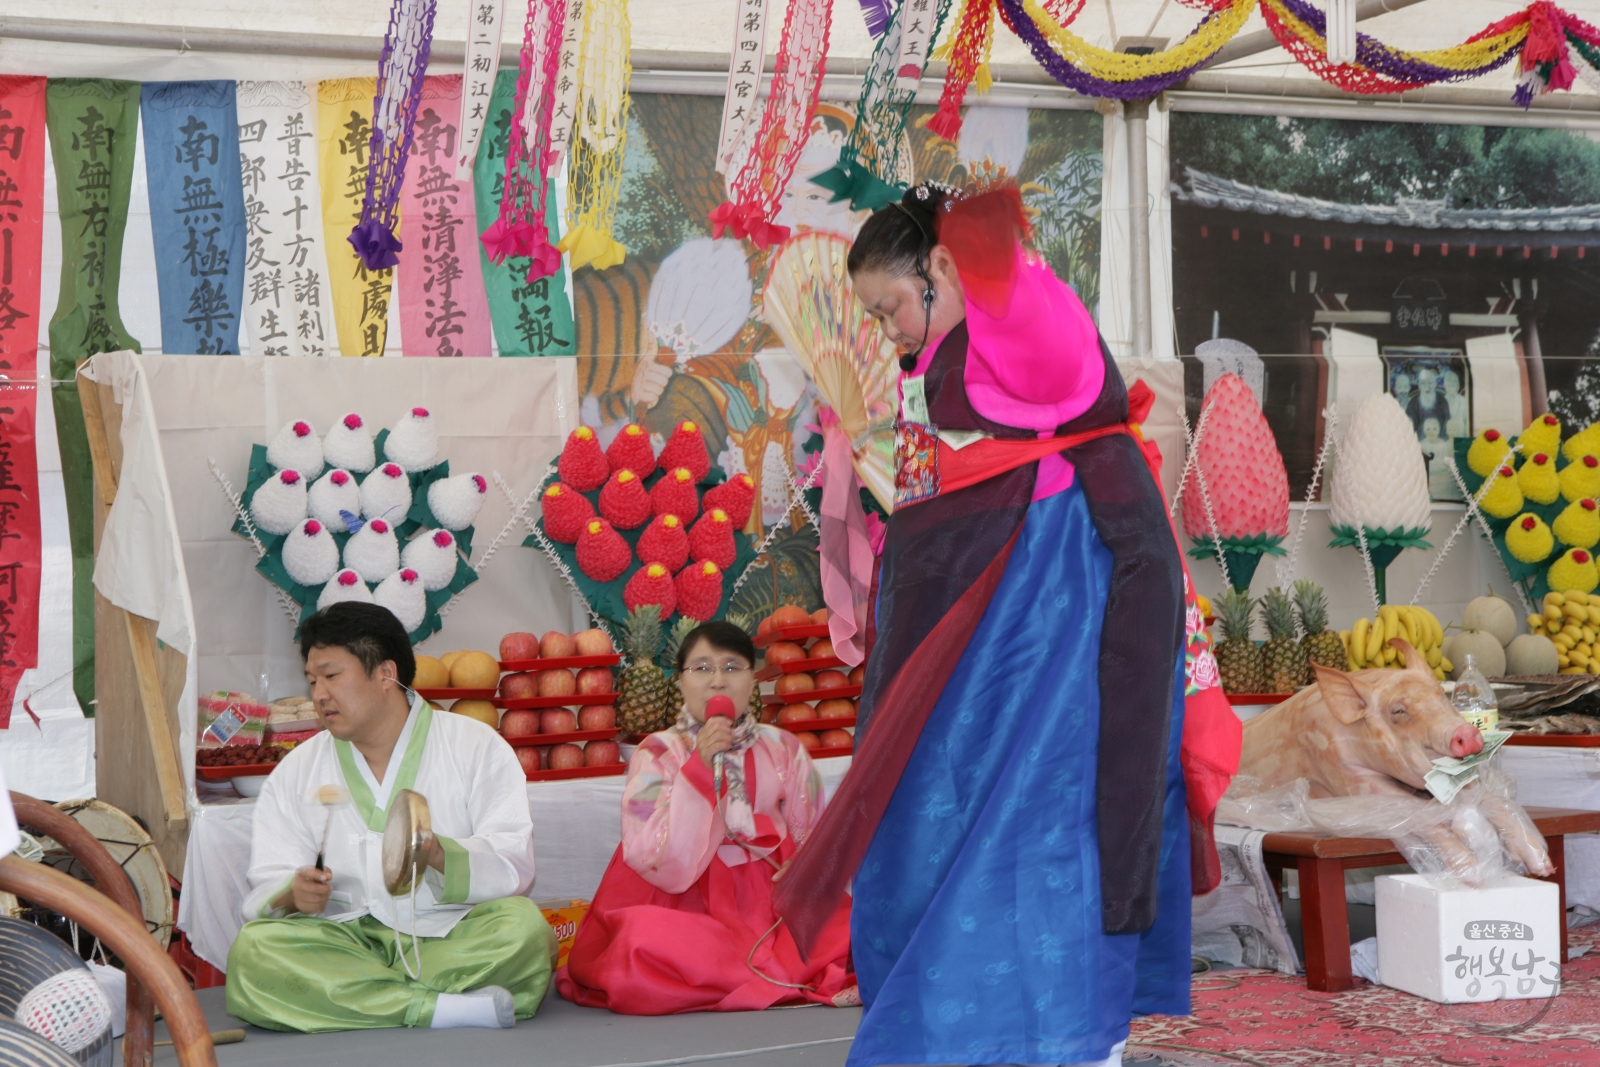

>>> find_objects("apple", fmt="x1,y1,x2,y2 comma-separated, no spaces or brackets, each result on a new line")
756,616,774,640
771,605,810,627
764,641,807,666
814,670,848,690
759,702,780,724
793,731,820,750
848,665,865,687
500,672,538,700
451,700,499,728
537,669,577,698
414,656,450,688
576,667,614,695
541,631,577,659
540,709,578,734
819,729,854,750
514,745,541,776
536,745,552,769
775,672,816,697
578,705,616,730
500,709,540,737
584,740,621,766
574,628,614,656
811,608,829,624
808,639,836,661
777,703,815,724
450,651,502,688
549,743,585,769
816,698,854,719
499,632,540,663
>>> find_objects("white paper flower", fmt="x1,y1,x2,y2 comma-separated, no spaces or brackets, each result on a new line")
385,406,440,471
317,569,374,611
266,420,325,480
402,528,460,592
1330,392,1433,533
373,568,426,633
324,412,375,473
343,518,399,583
250,469,308,535
360,461,413,522
308,469,360,531
282,518,340,587
427,472,486,531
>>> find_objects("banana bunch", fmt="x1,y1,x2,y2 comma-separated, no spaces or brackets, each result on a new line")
1339,605,1451,680
1528,589,1600,674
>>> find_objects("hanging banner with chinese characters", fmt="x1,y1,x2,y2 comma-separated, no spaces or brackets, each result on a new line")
456,0,505,178
141,81,246,354
716,0,771,175
398,76,492,356
318,78,395,357
894,0,940,88
46,78,141,712
547,0,587,168
475,68,573,355
0,77,46,380
237,81,336,357
0,382,40,730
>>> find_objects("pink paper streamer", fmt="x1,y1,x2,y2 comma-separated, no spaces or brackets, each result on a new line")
818,410,874,668
398,76,493,356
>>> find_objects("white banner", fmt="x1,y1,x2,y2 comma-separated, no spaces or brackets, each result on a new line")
546,0,587,166
456,0,506,178
236,81,336,358
716,0,771,176
894,0,939,90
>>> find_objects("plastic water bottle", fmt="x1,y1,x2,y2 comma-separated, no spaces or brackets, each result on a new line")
1451,654,1499,733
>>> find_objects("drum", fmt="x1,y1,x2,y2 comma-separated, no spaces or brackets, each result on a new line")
48,801,173,949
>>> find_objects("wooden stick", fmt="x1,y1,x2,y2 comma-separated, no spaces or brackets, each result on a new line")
157,1031,244,1048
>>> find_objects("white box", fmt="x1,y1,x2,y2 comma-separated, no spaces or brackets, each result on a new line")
1375,873,1561,1003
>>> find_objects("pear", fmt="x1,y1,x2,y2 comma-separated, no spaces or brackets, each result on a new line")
266,420,324,480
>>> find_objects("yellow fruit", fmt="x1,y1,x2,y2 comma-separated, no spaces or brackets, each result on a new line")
449,650,502,688
1546,603,1565,621
1555,633,1576,650
1467,429,1514,477
1589,605,1600,625
1434,666,1447,681
1349,619,1368,667
1196,594,1212,617
1572,650,1591,666
414,656,449,688
1565,423,1600,464
1365,619,1384,663
1565,602,1589,621
1558,653,1571,668
450,699,500,727
1554,498,1600,549
1528,613,1546,631
1440,656,1453,674
1561,455,1600,503
1506,513,1555,563
1480,465,1524,519
440,650,465,670
1551,548,1600,595
1520,413,1562,456
1517,451,1561,505
1591,660,1600,675
1568,590,1592,605
1562,666,1587,675
1426,646,1441,668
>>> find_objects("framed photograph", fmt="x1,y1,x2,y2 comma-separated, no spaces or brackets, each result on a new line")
1382,348,1470,502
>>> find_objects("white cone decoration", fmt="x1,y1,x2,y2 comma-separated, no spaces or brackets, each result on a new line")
385,406,440,471
282,518,340,587
250,469,308,535
427,472,487,531
402,528,460,591
317,569,375,611
1330,392,1434,535
308,469,360,531
266,420,324,480
360,461,413,522
343,518,400,583
324,412,376,473
373,568,427,633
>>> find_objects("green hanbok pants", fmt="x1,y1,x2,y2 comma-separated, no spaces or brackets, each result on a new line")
225,896,557,1032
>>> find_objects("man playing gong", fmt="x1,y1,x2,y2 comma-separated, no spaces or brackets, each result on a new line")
227,602,557,1032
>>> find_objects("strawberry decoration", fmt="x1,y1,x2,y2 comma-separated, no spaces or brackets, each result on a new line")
689,507,736,570
576,518,632,582
607,423,657,478
676,560,723,621
598,469,652,529
658,420,710,483
623,562,678,617
558,426,609,491
637,514,690,571
650,467,699,523
703,472,755,529
541,483,594,543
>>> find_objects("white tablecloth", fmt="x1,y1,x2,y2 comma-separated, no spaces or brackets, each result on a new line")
1501,745,1600,911
176,756,853,972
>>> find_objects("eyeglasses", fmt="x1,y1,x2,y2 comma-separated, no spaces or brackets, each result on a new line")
682,663,753,677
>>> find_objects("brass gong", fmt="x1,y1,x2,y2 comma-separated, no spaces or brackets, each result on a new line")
381,789,432,896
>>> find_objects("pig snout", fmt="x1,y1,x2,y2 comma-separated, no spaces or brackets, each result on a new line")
1449,723,1484,758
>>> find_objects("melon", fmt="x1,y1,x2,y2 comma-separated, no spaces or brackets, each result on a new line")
1448,628,1505,679
1463,595,1517,647
1505,633,1560,676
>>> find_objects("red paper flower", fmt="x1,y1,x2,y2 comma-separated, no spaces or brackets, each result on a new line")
598,469,652,529
607,423,657,478
624,562,678,617
676,560,723,621
637,514,690,572
576,519,631,582
541,483,594,543
689,508,736,570
558,426,609,491
658,420,711,483
703,473,755,529
650,467,699,523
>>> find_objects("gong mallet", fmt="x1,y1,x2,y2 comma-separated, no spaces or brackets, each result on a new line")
310,784,349,871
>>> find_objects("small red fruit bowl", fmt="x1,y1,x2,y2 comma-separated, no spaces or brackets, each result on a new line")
525,764,628,782
754,624,831,648
763,684,862,705
755,656,846,681
494,693,619,710
415,687,498,701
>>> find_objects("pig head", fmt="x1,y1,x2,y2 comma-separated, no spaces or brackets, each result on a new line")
1240,639,1551,879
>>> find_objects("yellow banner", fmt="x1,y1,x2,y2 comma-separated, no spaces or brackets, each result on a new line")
317,78,394,357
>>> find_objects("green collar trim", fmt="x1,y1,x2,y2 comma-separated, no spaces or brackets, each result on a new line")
335,697,434,833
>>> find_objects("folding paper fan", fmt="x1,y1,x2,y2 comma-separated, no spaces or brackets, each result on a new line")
762,232,898,511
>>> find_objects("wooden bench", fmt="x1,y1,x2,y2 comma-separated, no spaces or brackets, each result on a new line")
1261,806,1600,992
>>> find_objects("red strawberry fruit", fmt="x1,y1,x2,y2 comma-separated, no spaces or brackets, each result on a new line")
606,423,657,478
598,469,652,529
703,473,755,529
540,483,594,543
650,466,699,523
558,426,609,491
636,514,690,572
576,518,631,582
623,562,678,617
658,420,710,483
689,507,736,570
676,560,724,621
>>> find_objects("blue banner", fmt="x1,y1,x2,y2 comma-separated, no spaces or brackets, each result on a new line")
141,81,246,354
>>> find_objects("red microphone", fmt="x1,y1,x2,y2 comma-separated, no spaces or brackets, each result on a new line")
706,696,737,795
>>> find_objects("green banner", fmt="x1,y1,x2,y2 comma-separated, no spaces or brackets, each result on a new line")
47,79,142,714
474,69,575,357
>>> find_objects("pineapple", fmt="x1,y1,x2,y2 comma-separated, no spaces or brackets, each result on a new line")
1260,587,1308,694
660,615,699,721
1215,589,1265,695
617,606,675,736
1293,578,1347,676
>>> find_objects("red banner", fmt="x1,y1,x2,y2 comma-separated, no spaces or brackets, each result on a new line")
0,76,45,378
0,383,40,729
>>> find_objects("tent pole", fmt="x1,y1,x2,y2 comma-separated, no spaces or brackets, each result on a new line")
1125,97,1153,361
